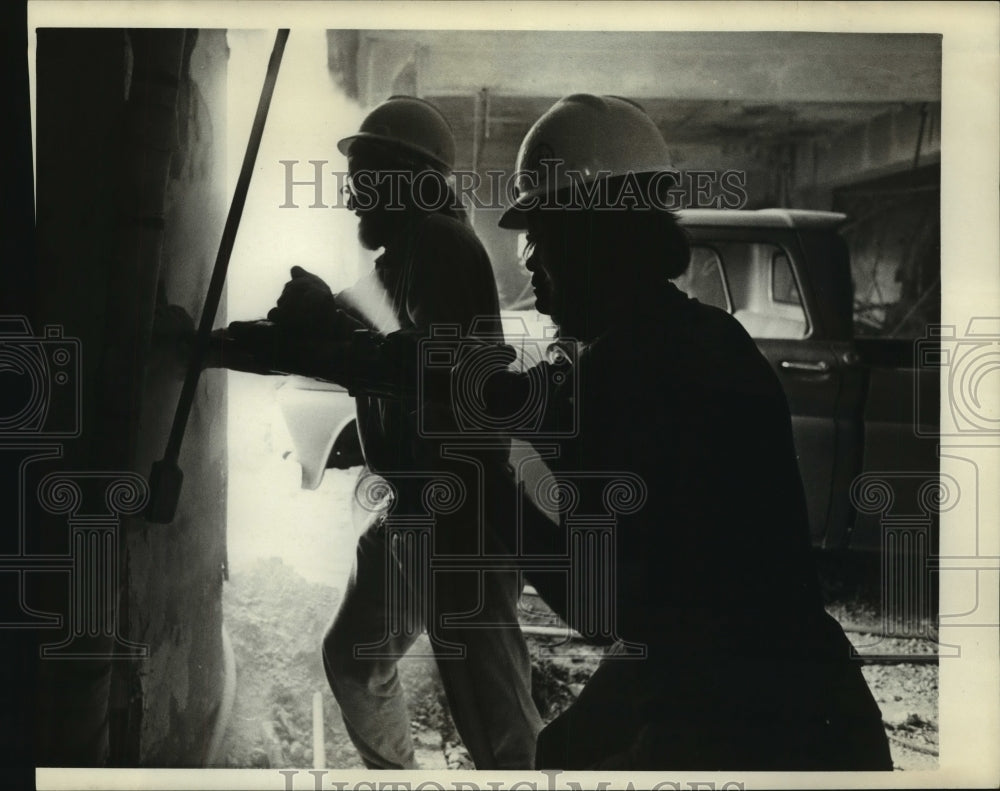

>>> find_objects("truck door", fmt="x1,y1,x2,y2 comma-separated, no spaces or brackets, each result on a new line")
677,226,863,546
849,336,941,551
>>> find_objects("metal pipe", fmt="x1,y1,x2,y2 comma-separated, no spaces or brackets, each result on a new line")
146,29,289,523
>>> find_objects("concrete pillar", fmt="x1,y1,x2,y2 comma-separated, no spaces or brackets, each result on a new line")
125,29,229,766
31,27,230,767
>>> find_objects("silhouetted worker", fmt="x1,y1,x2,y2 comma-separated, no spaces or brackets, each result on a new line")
486,94,893,770
213,96,541,769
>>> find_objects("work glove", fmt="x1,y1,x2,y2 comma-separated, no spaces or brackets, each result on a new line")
266,266,346,337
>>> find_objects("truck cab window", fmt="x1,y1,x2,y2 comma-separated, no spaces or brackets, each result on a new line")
673,246,730,311
771,251,801,305
680,242,808,340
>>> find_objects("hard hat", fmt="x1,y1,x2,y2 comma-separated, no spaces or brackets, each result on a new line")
337,96,456,173
499,94,673,229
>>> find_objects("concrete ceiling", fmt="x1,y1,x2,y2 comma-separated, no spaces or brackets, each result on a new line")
429,93,916,146
328,30,941,188
354,30,941,104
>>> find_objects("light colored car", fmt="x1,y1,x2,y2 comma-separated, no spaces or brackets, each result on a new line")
276,376,359,489
276,309,557,491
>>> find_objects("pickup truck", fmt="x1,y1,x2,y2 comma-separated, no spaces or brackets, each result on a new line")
277,208,940,553
674,209,939,552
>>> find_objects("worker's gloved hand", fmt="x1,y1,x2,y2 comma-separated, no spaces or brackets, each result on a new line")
266,266,341,336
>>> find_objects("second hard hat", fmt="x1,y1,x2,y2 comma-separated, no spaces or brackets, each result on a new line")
499,94,672,229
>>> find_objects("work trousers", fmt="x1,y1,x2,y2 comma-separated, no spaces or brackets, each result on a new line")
322,511,542,769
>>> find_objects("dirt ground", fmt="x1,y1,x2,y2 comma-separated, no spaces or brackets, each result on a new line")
218,555,938,772
218,378,939,771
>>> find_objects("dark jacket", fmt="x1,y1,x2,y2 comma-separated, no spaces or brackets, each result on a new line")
515,280,891,770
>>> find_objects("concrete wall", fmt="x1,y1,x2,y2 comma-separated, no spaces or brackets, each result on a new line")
833,165,941,337
125,29,230,766
31,28,229,766
790,103,941,209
